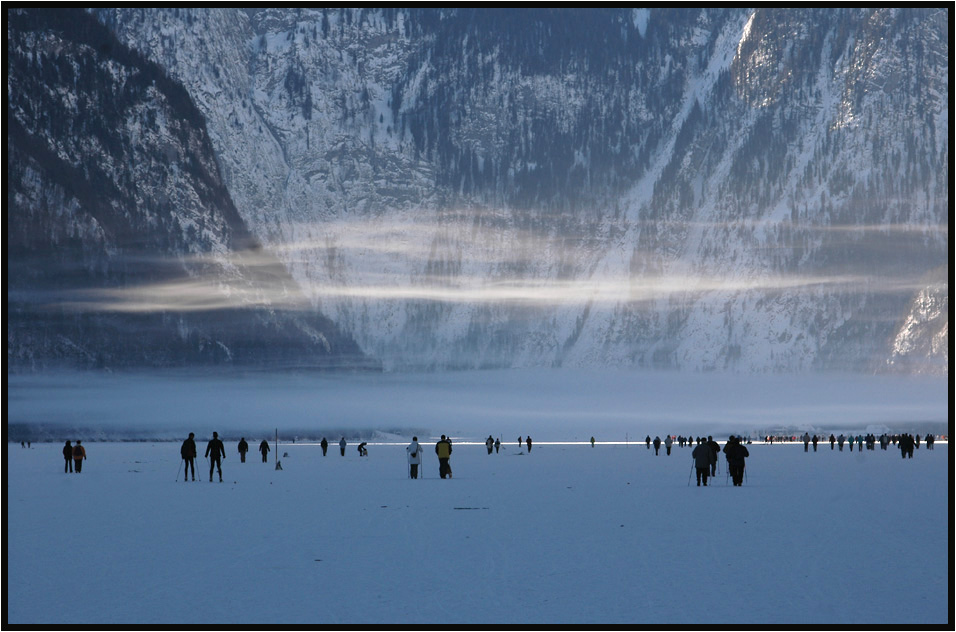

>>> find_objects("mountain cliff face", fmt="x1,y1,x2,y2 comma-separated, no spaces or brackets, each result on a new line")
33,8,951,373
6,9,374,371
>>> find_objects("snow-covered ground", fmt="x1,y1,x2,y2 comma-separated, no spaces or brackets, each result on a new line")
5,435,950,625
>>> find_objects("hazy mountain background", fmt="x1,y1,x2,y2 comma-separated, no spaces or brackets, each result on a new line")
7,8,948,373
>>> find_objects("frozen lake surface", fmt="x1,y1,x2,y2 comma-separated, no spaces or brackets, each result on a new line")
5,436,950,626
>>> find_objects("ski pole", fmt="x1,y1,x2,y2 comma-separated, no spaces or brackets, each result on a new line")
176,458,183,482
687,464,693,486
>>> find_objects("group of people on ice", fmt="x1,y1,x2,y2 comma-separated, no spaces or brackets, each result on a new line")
61,440,87,473
688,435,750,486
793,432,936,453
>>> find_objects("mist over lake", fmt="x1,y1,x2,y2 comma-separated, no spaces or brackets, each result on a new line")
8,369,948,444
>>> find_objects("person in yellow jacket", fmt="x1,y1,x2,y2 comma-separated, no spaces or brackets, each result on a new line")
72,440,87,473
435,435,453,479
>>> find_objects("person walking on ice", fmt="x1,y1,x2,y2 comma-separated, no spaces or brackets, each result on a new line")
205,432,226,482
259,439,270,463
181,433,197,481
526,436,533,452
321,437,329,456
664,435,673,455
486,435,494,455
339,437,347,457
722,435,750,486
238,437,249,463
436,435,453,479
653,436,661,455
63,440,73,473
692,440,715,486
72,440,87,473
407,436,422,479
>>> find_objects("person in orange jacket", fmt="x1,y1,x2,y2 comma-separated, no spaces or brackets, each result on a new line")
72,440,87,473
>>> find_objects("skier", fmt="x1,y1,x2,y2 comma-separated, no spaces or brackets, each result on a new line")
436,435,453,479
321,437,329,456
692,440,715,486
259,439,270,463
526,436,533,452
238,437,249,463
73,440,87,473
181,433,197,481
722,435,750,486
486,435,494,455
63,440,73,473
205,432,225,482
407,436,422,479
664,435,673,455
653,436,661,456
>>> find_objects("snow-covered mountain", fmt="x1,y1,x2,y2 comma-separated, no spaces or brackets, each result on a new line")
12,8,948,373
6,9,374,370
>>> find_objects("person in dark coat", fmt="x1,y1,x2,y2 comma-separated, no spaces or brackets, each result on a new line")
692,441,715,486
339,437,347,456
526,436,533,452
706,436,720,476
63,441,73,473
645,435,651,449
72,440,87,473
494,437,500,453
237,438,249,463
181,433,197,481
653,436,661,455
259,439,270,463
321,437,329,456
205,432,226,482
722,435,750,486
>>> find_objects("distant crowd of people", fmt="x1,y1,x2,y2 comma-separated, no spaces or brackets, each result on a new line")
787,432,936,455
41,429,940,484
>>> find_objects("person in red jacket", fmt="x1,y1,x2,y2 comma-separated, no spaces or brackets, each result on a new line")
72,440,87,473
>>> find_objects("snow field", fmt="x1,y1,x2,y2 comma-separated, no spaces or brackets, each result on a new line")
4,440,949,626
